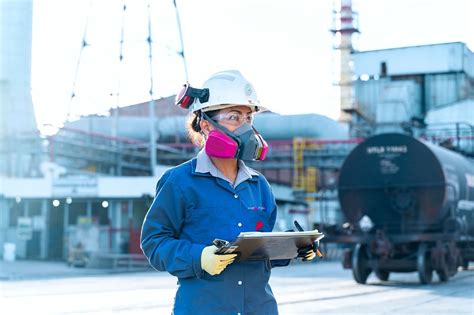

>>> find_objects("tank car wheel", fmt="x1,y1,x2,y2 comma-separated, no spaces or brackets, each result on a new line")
352,243,372,284
436,268,449,282
375,270,390,281
462,259,469,270
417,243,433,284
435,253,450,282
435,242,459,282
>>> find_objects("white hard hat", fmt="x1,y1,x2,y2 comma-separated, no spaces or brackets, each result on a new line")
192,70,268,113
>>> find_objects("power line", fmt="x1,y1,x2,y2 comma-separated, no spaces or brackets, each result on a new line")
111,1,127,142
173,0,189,81
67,0,93,123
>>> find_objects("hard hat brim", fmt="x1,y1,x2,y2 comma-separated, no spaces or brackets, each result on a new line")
200,103,267,113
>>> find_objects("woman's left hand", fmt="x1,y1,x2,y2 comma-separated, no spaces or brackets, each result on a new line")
297,241,322,261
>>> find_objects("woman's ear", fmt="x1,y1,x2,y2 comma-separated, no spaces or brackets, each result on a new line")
200,119,210,135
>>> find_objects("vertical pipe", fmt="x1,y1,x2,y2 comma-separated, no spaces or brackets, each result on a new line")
49,136,55,162
420,74,426,115
114,201,122,253
127,199,133,254
148,99,156,177
470,124,474,154
40,199,49,259
24,199,29,217
63,203,69,260
128,199,133,225
0,199,9,257
107,201,113,251
147,2,156,176
86,200,92,220
456,123,460,149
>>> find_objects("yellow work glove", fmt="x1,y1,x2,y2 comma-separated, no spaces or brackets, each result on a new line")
201,245,237,275
302,250,316,261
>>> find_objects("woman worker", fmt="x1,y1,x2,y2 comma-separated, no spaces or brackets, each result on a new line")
140,70,318,315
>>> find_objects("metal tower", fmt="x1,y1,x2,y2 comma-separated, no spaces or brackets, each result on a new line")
330,0,359,123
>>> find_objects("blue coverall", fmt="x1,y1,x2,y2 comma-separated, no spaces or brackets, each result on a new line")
141,157,287,315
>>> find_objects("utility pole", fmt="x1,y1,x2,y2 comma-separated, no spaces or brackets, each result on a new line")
147,2,156,176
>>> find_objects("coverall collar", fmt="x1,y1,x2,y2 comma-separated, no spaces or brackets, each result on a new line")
194,149,259,187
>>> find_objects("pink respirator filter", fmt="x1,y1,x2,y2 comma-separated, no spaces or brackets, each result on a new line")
205,130,238,159
258,135,268,160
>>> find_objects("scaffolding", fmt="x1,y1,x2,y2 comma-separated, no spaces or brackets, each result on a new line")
0,132,42,177
292,138,321,202
292,138,305,190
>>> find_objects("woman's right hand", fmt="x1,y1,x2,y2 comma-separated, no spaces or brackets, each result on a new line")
201,245,237,275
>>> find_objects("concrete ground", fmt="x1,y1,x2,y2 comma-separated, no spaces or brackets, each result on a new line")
1,259,473,314
0,259,151,280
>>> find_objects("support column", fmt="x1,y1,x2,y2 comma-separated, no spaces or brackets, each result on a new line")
0,198,9,256
107,202,113,252
40,199,48,259
24,199,29,216
127,200,133,226
86,200,92,220
63,203,69,259
113,201,122,253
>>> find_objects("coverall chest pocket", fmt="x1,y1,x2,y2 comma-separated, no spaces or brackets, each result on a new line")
246,207,272,232
187,206,236,245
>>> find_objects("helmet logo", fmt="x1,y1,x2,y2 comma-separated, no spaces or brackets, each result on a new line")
244,84,253,96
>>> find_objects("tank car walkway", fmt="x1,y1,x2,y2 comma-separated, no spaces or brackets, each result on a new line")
1,260,473,314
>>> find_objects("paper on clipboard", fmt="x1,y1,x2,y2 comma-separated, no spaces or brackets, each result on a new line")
215,229,324,261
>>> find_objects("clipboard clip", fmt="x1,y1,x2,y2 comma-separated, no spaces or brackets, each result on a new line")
213,238,239,255
212,238,230,249
294,220,323,258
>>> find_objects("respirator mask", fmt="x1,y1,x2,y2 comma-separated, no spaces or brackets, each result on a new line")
202,112,268,161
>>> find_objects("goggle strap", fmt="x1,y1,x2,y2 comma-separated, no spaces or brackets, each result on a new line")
202,112,242,147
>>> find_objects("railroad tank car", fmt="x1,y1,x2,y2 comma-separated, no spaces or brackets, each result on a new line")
336,133,474,284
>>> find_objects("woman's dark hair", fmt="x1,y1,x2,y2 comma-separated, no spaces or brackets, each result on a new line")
186,109,220,146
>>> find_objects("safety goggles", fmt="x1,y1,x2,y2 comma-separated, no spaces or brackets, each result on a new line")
175,83,209,109
211,111,254,127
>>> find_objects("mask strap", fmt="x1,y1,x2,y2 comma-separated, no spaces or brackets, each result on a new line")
251,125,262,135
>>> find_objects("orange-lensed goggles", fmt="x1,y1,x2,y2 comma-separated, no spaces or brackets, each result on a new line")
175,83,209,109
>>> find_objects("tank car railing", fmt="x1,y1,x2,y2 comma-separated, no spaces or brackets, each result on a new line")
382,223,444,234
338,182,446,190
422,121,474,156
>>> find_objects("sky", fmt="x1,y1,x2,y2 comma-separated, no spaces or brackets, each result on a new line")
31,0,474,134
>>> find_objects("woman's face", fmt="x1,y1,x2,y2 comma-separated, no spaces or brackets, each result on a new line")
201,105,254,133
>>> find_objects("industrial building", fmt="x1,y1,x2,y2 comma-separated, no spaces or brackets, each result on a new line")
351,42,474,137
1,0,473,267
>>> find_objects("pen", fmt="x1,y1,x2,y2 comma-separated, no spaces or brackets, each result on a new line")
293,220,304,232
294,220,323,258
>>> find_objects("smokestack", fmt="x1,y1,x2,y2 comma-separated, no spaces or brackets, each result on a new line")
330,0,359,123
0,0,37,136
0,0,40,177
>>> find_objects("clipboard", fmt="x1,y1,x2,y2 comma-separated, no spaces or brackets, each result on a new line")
214,229,324,261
